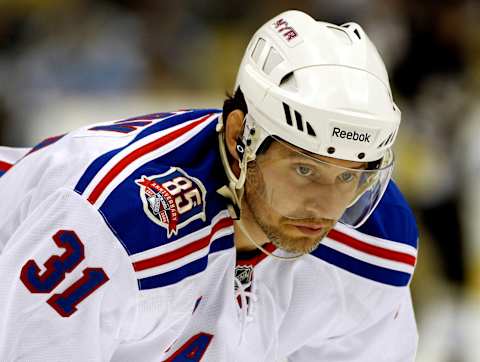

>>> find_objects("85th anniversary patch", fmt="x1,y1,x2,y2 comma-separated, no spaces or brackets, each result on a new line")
135,167,207,238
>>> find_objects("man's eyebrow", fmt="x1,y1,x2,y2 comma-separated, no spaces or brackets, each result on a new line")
287,152,368,169
350,163,368,170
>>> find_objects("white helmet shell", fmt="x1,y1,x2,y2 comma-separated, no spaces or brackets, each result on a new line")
235,10,400,162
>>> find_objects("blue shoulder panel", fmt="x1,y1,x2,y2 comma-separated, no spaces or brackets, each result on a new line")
75,109,234,290
312,180,418,287
357,181,418,248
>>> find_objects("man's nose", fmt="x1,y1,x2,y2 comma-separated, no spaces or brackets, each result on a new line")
302,185,350,220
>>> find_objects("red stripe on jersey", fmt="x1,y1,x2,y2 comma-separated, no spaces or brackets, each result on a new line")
0,161,13,172
236,243,276,267
87,114,212,204
327,229,416,266
133,217,233,272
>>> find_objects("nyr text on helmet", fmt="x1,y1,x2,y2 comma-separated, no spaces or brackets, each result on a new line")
272,18,298,42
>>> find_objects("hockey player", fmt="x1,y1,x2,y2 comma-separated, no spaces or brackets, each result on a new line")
0,11,418,361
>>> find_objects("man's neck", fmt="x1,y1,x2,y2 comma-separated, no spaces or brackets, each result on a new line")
233,200,272,252
234,222,265,252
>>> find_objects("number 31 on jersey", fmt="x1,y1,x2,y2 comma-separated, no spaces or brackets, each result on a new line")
20,230,109,317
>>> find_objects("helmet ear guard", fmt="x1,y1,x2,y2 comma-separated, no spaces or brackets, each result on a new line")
216,114,255,220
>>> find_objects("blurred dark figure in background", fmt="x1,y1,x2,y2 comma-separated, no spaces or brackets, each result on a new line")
394,0,467,291
392,1,473,361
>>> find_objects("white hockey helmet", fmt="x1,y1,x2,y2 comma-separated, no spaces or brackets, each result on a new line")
236,10,400,162
223,10,400,228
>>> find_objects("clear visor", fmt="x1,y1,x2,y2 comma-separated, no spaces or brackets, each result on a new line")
246,137,393,228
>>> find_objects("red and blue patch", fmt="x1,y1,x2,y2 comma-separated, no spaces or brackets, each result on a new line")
136,167,207,238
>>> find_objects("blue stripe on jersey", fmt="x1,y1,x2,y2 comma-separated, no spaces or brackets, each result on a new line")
74,109,220,195
138,234,233,290
26,134,65,156
139,256,207,290
75,149,120,194
314,244,412,287
357,181,418,248
210,233,235,254
0,170,5,178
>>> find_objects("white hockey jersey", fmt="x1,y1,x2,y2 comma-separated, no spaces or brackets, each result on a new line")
0,110,418,361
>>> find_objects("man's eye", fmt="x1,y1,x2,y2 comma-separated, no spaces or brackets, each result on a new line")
295,165,313,177
338,171,356,183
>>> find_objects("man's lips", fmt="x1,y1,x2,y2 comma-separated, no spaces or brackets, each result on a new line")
290,223,327,235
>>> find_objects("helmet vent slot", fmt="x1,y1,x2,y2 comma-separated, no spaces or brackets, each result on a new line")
282,102,316,137
306,122,316,136
353,28,361,40
294,110,304,132
263,47,284,75
283,102,293,126
251,37,266,64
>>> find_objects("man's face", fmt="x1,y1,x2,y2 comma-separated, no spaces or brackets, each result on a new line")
243,140,366,254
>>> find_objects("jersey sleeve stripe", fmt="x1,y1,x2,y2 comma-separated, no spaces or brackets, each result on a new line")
138,257,208,290
209,232,236,255
0,161,12,173
133,227,234,279
137,230,234,290
130,210,230,260
134,243,212,279
74,112,185,194
86,114,215,205
25,134,65,156
327,229,416,266
334,222,417,254
314,244,412,287
321,237,414,274
75,110,214,195
133,217,233,272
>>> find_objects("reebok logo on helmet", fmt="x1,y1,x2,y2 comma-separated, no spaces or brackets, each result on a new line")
331,126,374,144
330,121,379,146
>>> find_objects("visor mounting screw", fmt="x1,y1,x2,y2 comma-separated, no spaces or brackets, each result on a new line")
236,144,245,154
358,152,365,159
327,147,335,154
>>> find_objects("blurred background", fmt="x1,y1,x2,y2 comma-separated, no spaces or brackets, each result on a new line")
1,0,479,360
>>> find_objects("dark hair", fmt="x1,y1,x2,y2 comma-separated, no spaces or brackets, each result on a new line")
222,87,273,155
222,87,248,121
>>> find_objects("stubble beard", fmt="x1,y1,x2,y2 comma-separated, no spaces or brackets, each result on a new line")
252,209,330,254
244,162,333,255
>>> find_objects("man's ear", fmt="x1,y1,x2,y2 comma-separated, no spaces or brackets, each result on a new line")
225,109,245,161
224,109,245,177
